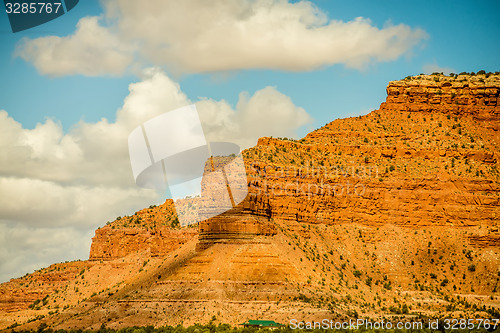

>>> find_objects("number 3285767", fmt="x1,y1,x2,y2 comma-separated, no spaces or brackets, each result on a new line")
5,2,62,14
443,319,499,330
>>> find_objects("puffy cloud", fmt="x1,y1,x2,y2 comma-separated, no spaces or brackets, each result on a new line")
0,223,94,283
197,87,312,148
0,68,311,281
0,177,157,227
15,16,133,77
114,68,312,148
16,0,428,76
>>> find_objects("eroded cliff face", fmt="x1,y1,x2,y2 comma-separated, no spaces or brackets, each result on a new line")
88,199,199,260
89,225,197,260
197,206,276,250
240,73,500,231
382,74,500,128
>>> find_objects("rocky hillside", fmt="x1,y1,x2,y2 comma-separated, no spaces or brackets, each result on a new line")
242,73,499,228
1,72,499,331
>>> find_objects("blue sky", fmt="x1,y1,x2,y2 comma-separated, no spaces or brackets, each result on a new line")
0,0,499,282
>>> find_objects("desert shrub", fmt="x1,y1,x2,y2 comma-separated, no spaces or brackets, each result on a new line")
365,277,372,286
171,217,180,228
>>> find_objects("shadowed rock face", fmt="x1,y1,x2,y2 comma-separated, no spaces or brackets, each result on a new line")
197,205,277,250
89,226,198,260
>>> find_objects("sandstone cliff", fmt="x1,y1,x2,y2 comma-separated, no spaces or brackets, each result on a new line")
89,200,197,260
383,74,499,128
240,73,499,229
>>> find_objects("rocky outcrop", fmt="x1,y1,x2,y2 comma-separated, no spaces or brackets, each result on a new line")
381,73,500,129
89,226,197,260
468,234,500,247
197,206,276,250
89,200,197,260
88,73,500,258
90,74,500,256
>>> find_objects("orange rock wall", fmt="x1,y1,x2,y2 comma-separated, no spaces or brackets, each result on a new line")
381,74,500,129
238,74,500,228
89,226,197,260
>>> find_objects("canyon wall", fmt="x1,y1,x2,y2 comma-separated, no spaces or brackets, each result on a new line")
238,73,500,230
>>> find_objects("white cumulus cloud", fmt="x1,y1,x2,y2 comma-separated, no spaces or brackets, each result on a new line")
15,16,133,77
0,223,94,283
15,0,428,76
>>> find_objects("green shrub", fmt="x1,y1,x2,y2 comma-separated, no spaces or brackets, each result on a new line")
171,217,180,228
365,277,372,286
